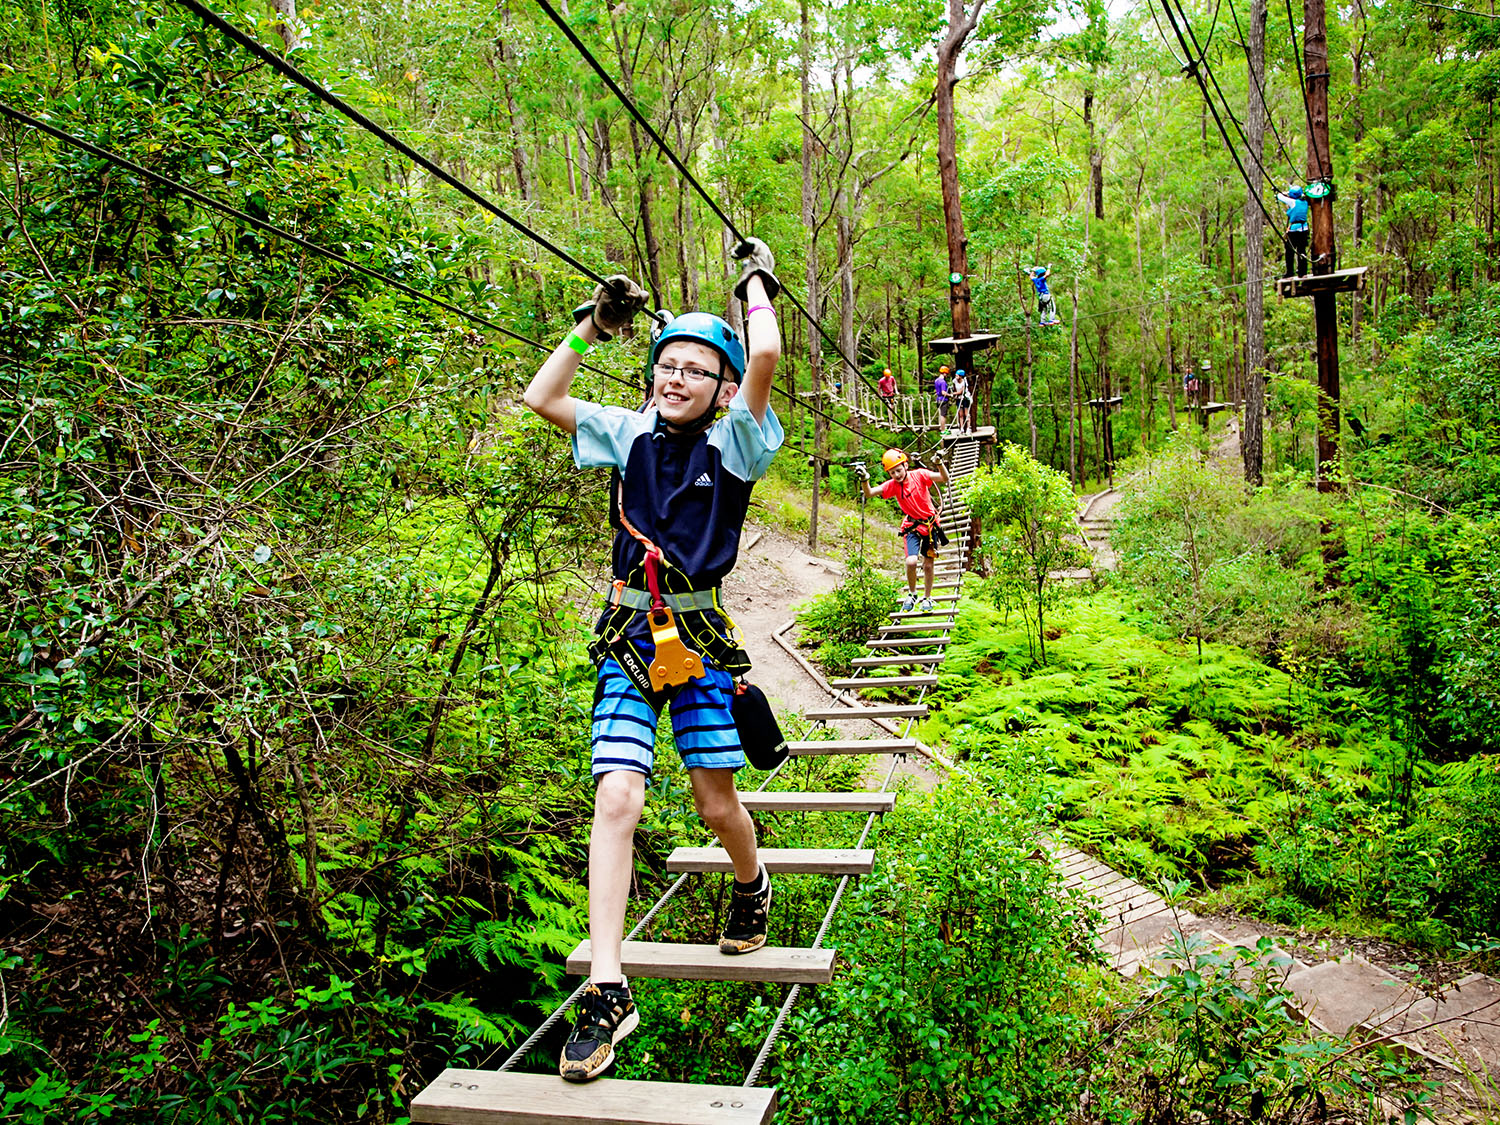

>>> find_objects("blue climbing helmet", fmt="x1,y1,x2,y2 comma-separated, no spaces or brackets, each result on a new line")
1031,265,1046,277
955,369,966,379
649,312,746,384
1287,183,1305,199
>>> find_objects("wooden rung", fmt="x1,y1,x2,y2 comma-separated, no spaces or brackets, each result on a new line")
828,674,939,688
805,703,929,718
740,791,897,813
889,610,956,621
877,622,951,634
787,738,918,757
568,940,835,983
866,637,946,649
850,654,944,667
411,1070,777,1125
667,846,876,874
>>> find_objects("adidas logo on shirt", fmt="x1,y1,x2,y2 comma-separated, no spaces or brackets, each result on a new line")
693,473,713,487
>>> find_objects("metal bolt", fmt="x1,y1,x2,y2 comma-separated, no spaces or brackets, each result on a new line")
468,1084,479,1090
710,1101,723,1108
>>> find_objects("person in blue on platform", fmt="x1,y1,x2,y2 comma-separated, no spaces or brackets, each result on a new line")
524,239,784,1083
1276,184,1310,277
1025,264,1061,326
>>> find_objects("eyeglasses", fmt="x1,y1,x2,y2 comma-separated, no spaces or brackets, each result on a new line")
652,362,720,383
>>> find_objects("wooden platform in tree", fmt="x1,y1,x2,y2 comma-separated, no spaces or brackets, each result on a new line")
411,1070,777,1125
739,791,897,813
567,940,836,983
1275,266,1367,299
667,846,875,874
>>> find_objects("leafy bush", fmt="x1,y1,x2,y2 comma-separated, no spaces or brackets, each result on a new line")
797,554,903,649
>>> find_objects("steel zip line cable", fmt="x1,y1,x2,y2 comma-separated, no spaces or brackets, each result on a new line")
167,0,641,309
0,102,636,390
529,0,892,415
1225,0,1306,184
3,104,888,452
1156,0,1293,240
1173,0,1298,228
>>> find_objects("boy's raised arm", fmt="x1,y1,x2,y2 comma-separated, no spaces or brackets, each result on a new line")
523,275,648,433
732,239,782,425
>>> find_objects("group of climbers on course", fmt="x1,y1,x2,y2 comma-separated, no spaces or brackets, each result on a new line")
856,447,951,613
524,237,785,1083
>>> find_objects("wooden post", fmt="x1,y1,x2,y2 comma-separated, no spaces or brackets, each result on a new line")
1305,0,1340,491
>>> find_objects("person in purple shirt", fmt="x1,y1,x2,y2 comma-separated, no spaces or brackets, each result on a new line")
934,365,950,428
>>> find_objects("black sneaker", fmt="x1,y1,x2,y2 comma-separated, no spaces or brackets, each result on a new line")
559,982,638,1082
719,864,772,954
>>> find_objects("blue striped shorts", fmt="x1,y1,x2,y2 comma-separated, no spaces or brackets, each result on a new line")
590,658,745,777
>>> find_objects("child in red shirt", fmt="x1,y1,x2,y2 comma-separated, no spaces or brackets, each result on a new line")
856,448,950,612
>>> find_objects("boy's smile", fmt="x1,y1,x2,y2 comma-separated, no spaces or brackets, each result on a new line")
653,340,736,426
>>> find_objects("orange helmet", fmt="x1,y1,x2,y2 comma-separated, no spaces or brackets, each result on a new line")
939,365,950,374
882,368,892,377
881,448,908,473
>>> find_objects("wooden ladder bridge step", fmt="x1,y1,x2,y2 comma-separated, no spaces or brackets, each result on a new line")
411,1070,777,1125
850,654,944,667
667,845,876,874
739,791,897,813
865,637,946,649
787,738,919,756
828,674,939,688
567,940,836,983
876,622,950,634
805,703,929,718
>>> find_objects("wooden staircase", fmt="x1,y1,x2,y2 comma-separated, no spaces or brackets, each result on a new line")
410,436,986,1123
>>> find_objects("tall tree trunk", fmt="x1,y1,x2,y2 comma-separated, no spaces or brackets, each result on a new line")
935,0,985,342
1161,201,1176,431
497,2,533,202
1243,0,1267,488
268,0,303,49
801,0,824,550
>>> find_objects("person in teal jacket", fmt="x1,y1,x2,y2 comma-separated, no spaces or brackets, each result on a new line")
1276,184,1310,277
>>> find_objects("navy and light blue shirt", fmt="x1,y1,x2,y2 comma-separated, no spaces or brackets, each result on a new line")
573,395,784,677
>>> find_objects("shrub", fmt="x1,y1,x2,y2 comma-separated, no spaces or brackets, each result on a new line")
796,554,903,648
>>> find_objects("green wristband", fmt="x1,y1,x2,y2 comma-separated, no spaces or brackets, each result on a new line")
565,331,590,355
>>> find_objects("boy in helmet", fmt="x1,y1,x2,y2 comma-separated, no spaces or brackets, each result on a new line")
1025,265,1060,326
1275,184,1310,277
878,367,897,418
524,240,783,1082
855,448,950,613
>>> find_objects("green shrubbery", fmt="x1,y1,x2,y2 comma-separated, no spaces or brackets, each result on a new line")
795,554,904,676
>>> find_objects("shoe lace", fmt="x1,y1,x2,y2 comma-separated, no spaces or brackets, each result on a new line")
725,883,767,934
569,986,622,1039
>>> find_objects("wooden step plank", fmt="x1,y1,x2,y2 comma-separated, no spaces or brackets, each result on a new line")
411,1070,776,1125
805,703,929,718
739,790,897,813
788,738,918,756
889,610,957,621
568,940,835,983
667,846,876,874
850,654,944,667
866,637,947,648
828,674,939,688
877,622,951,634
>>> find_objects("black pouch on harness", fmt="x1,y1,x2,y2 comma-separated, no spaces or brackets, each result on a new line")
731,682,788,770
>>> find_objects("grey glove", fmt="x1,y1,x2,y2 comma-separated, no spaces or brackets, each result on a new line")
852,462,870,481
732,238,782,302
573,275,649,340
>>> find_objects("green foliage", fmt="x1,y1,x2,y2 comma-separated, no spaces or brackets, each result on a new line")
964,443,1088,664
796,553,904,673
759,749,1100,1122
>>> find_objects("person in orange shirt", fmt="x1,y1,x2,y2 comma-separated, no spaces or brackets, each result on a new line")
855,447,950,613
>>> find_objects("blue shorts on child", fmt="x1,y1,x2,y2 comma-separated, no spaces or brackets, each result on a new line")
590,658,745,777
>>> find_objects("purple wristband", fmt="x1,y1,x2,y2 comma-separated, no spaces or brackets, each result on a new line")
746,304,774,316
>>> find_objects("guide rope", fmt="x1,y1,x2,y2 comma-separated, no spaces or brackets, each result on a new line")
0,102,638,391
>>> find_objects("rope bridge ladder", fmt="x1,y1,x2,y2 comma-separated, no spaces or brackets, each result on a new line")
410,436,984,1123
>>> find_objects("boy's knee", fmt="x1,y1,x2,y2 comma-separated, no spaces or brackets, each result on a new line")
906,554,921,568
594,770,646,824
693,785,743,828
